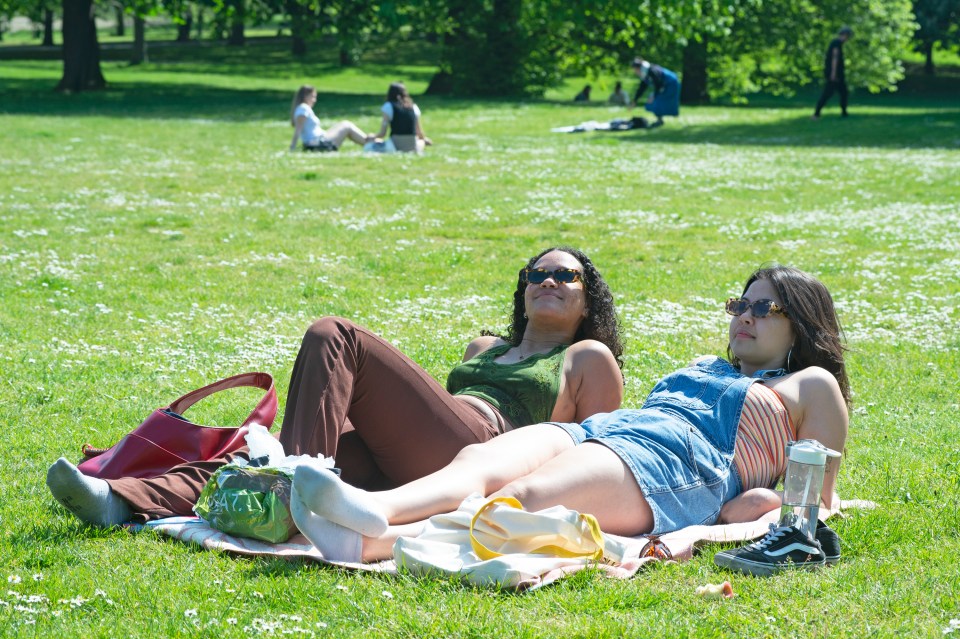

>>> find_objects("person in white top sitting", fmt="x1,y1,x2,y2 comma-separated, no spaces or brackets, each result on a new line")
608,81,629,106
369,82,432,154
289,85,371,152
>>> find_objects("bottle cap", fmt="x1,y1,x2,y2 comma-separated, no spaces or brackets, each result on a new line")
787,439,841,465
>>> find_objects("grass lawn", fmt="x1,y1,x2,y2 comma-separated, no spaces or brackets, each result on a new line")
1,39,959,637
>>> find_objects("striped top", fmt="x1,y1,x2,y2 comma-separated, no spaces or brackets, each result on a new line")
733,383,797,491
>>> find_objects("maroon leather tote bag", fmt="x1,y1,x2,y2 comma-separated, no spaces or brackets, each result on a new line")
77,372,278,480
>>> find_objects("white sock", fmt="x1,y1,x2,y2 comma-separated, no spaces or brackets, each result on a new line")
46,457,133,527
292,463,388,537
290,484,363,562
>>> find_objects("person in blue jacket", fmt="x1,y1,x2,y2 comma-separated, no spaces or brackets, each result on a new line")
631,57,680,128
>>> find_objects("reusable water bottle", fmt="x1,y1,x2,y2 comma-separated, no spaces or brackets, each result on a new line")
779,440,842,541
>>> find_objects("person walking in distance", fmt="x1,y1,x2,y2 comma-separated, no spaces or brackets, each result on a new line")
813,27,853,120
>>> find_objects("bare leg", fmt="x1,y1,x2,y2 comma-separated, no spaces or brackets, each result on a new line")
370,424,575,524
362,522,425,562
491,441,653,536
325,121,368,147
293,424,574,532
292,423,574,562
354,440,653,562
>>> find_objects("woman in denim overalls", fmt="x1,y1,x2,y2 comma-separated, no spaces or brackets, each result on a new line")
292,266,851,563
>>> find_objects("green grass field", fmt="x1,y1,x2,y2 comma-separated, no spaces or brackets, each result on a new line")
1,38,959,637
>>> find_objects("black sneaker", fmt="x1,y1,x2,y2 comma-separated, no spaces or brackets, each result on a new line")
816,521,841,565
714,523,826,577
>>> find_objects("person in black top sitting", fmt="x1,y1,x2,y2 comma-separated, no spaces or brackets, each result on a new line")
813,27,853,119
371,82,433,153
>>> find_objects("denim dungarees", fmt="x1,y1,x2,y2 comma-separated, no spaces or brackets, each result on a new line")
552,356,786,534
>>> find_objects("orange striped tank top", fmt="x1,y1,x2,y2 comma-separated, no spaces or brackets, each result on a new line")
733,382,797,491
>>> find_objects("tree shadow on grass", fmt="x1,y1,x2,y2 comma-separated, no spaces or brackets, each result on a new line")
0,70,477,122
3,64,958,150
0,77,439,121
605,106,960,150
552,66,960,150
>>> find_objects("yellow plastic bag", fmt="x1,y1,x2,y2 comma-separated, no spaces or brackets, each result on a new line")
394,494,627,588
469,496,606,561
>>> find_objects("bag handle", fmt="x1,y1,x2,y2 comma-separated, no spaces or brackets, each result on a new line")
168,371,278,429
468,496,605,561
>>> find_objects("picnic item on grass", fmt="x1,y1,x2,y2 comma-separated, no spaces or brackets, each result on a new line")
193,425,338,544
78,372,277,480
467,496,622,562
696,581,735,599
393,493,630,587
194,461,297,544
551,117,649,133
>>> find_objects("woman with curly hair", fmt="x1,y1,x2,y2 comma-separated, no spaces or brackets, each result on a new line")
47,248,625,527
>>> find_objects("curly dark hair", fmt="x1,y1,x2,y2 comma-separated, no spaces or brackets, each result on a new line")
727,265,851,406
484,247,624,370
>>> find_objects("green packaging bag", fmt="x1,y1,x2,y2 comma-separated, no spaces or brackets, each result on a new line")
194,462,297,544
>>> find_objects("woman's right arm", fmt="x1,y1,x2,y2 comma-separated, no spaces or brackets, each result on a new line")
550,340,623,423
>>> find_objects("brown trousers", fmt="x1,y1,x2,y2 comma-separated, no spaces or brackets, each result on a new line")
108,317,500,522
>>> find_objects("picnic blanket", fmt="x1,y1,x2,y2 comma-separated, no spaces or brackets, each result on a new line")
138,498,875,591
551,117,649,134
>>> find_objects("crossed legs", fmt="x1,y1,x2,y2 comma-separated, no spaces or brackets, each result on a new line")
291,423,655,562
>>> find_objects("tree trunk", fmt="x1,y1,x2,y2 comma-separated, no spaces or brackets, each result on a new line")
177,10,192,42
291,34,306,55
425,70,453,95
131,15,147,64
42,8,55,46
227,0,245,46
924,40,935,75
680,37,708,105
486,0,523,95
229,20,244,45
286,0,308,56
196,8,204,39
57,0,107,92
114,5,125,36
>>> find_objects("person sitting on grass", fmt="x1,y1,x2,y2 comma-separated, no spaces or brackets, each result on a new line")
47,248,626,537
607,81,629,106
368,82,433,154
289,265,850,577
289,84,371,152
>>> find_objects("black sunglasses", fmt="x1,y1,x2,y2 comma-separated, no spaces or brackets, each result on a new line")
725,297,788,318
522,268,582,285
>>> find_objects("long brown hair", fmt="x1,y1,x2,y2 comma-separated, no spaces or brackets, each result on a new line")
290,85,316,126
386,82,414,109
728,265,851,405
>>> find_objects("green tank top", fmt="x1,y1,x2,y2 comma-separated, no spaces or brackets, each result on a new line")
445,343,567,427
